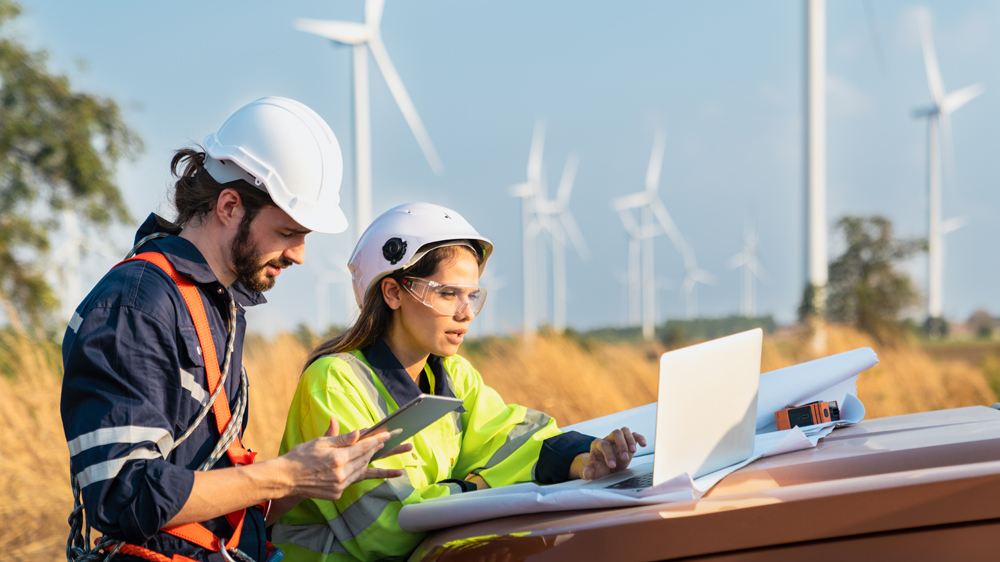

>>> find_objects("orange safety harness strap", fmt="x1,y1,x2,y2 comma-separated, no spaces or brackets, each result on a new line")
116,252,254,556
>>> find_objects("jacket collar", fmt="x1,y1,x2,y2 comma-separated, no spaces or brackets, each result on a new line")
362,338,465,412
133,213,267,307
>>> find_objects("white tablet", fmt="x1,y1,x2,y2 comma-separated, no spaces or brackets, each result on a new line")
362,394,465,460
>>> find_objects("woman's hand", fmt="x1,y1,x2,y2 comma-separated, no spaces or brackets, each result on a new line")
465,474,492,491
570,427,647,481
278,417,414,502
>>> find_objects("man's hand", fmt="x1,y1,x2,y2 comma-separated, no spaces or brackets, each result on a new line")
570,427,647,481
279,417,414,502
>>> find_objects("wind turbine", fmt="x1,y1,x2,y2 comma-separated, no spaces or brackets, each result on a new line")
311,256,352,333
295,0,444,239
727,221,767,318
534,153,589,334
509,120,545,338
474,267,506,337
50,210,82,323
49,210,116,323
614,132,714,339
912,11,984,332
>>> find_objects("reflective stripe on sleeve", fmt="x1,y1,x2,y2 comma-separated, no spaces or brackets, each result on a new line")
327,479,409,542
68,311,84,333
271,523,347,555
179,368,210,407
67,426,173,458
472,409,552,474
334,353,388,418
76,447,164,488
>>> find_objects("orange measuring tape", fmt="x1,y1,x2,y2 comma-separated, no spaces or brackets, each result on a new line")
114,252,258,562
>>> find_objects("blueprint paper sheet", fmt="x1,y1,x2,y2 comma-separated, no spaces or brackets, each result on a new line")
755,347,878,431
398,427,822,533
397,348,877,533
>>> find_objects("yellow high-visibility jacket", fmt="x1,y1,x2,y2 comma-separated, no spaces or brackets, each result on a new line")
272,341,592,561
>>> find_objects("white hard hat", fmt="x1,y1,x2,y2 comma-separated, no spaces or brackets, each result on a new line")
203,96,348,234
348,202,494,306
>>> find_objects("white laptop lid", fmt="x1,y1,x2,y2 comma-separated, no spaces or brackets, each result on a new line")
652,328,762,485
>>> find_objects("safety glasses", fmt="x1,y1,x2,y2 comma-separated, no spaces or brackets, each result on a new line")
400,277,487,317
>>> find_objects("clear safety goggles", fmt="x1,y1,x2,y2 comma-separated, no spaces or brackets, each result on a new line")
400,277,488,317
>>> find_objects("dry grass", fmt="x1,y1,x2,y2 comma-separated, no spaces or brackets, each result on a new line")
2,324,996,560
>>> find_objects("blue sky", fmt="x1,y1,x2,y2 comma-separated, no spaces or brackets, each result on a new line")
16,1,1000,335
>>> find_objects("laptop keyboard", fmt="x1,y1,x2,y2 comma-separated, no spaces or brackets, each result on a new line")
604,472,654,490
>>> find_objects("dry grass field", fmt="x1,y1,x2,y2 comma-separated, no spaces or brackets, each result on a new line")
1,324,996,561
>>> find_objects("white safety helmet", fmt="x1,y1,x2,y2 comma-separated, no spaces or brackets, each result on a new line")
348,202,494,306
203,96,348,234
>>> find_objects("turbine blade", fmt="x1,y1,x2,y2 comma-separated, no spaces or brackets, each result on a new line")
612,191,649,211
942,215,970,234
727,252,746,270
294,18,369,44
365,0,385,28
942,83,985,113
616,209,640,236
556,153,579,206
917,14,945,105
646,130,667,194
649,199,688,256
752,260,769,283
694,268,715,285
559,212,590,260
367,37,445,175
528,120,545,184
509,181,535,198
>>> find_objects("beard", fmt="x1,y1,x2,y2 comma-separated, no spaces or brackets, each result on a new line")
230,214,292,293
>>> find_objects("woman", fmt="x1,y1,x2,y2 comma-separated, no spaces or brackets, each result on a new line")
272,202,645,561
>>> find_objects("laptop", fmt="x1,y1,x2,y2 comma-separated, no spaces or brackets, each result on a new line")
556,328,763,491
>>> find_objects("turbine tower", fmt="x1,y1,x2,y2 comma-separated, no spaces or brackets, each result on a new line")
727,221,767,318
534,153,589,334
509,121,545,338
614,132,713,340
804,0,827,319
295,0,444,239
912,11,984,335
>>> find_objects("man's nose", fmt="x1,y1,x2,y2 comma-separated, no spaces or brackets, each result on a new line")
285,241,305,265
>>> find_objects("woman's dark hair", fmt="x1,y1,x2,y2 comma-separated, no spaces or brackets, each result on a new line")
168,148,276,229
304,242,484,368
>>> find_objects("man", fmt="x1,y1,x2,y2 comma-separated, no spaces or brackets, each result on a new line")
61,97,409,562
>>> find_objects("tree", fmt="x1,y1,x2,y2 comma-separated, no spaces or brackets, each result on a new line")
967,310,996,340
825,216,925,340
0,0,141,332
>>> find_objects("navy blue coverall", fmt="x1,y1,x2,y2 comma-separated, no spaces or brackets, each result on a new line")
61,214,268,561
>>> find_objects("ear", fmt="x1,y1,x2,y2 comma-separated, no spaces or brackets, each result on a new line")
381,277,403,311
216,188,244,229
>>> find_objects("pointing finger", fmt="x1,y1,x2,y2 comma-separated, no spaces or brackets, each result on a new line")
362,467,406,481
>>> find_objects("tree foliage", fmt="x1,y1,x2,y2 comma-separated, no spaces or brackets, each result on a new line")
0,0,141,331
825,216,925,339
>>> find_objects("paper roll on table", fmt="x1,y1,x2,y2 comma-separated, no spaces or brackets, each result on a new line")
755,347,879,431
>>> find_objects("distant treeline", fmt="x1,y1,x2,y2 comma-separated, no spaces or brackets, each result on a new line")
581,315,777,347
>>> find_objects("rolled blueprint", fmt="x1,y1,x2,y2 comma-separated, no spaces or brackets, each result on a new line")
755,347,878,430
